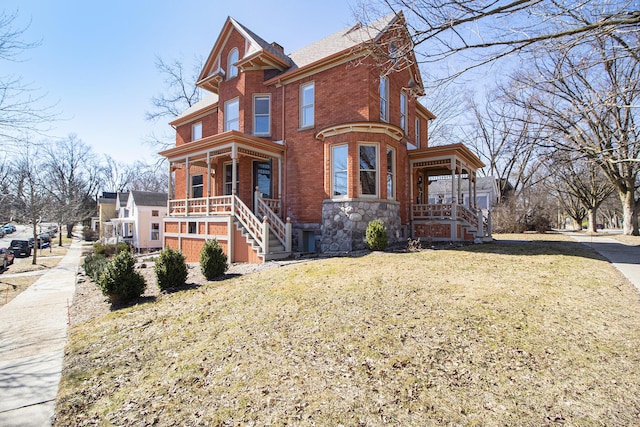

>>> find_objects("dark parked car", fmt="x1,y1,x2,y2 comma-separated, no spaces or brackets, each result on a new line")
0,248,15,269
9,240,31,258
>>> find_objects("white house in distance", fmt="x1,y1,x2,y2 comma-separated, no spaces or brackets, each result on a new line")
427,176,500,214
109,191,168,252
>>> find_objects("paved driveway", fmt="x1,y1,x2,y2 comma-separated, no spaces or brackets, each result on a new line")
0,238,81,427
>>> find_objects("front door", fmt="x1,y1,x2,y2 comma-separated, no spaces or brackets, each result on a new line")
253,161,272,209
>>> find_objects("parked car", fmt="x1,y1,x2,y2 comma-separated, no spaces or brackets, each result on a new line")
28,237,50,249
2,224,16,234
0,248,15,269
9,240,31,258
0,228,5,238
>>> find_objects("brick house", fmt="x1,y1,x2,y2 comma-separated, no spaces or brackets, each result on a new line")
160,13,488,263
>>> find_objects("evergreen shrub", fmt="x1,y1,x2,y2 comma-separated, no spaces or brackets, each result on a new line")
155,247,188,290
200,239,228,280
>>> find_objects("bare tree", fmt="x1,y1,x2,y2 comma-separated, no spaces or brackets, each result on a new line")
507,31,640,234
547,152,615,232
43,134,102,242
13,144,50,264
355,0,640,83
0,10,56,146
145,55,203,150
99,156,168,194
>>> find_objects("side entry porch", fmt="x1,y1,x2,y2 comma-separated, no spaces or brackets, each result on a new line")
160,131,292,263
409,144,492,242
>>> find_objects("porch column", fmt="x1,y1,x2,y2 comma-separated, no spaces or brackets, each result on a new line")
468,170,473,208
472,172,477,209
450,158,457,240
231,144,238,196
185,157,190,217
167,162,173,215
206,152,211,216
278,156,283,201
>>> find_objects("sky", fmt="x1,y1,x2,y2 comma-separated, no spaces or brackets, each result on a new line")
2,0,361,164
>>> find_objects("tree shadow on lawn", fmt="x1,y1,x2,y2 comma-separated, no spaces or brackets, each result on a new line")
455,234,628,264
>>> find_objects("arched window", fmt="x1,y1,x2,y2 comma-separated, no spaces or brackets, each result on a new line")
227,48,239,79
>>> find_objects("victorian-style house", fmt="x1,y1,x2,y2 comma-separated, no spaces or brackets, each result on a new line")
160,13,488,263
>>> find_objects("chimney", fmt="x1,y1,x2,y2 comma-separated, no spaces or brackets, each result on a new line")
271,42,284,54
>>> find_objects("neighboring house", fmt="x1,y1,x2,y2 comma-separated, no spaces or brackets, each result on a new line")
109,191,168,251
160,13,488,263
96,191,118,239
427,176,500,214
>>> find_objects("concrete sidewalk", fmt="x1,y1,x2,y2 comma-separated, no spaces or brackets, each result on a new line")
567,232,640,293
0,238,81,427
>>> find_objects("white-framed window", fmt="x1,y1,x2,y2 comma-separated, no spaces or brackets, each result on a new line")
386,147,395,199
224,163,239,195
400,92,407,133
192,174,203,198
331,144,348,198
227,48,239,79
380,76,389,122
152,210,159,217
359,144,378,197
415,118,421,148
224,98,239,131
192,121,202,141
253,95,271,135
300,82,314,128
151,223,159,241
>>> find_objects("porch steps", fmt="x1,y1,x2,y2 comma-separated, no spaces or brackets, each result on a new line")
233,220,291,262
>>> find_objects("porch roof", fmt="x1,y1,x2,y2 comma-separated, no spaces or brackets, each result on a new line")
159,130,285,165
409,143,485,174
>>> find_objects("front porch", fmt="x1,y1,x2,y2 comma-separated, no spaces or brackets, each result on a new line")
159,131,291,263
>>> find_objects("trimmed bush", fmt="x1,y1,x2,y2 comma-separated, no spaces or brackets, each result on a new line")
200,239,228,280
365,219,388,251
83,253,108,282
155,247,188,291
97,250,146,303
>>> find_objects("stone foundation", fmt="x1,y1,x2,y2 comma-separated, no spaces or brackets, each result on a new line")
321,199,402,253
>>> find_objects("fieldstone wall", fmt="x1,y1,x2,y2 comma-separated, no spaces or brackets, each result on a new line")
320,199,402,253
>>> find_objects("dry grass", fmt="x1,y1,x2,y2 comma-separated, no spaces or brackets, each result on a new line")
55,238,640,426
0,276,40,307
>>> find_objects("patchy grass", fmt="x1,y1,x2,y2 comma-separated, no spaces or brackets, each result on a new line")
55,239,640,426
0,276,40,306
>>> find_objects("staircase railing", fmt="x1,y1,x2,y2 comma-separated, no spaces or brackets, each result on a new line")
255,189,291,251
232,195,265,252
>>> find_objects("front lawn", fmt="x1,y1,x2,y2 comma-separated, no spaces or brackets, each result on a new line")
55,236,640,426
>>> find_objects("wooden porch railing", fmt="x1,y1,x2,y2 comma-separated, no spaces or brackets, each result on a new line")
255,189,291,251
412,203,480,228
167,193,291,255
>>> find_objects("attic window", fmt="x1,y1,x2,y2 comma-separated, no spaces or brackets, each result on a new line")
228,48,239,79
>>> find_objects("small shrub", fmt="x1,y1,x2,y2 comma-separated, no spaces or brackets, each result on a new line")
92,242,131,257
93,242,106,256
97,250,146,303
83,226,98,241
200,239,228,280
155,247,188,291
365,219,388,251
83,253,108,282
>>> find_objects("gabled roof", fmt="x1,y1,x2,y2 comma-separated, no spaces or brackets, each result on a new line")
288,13,398,70
198,16,292,92
170,93,219,126
116,192,129,208
130,191,168,207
